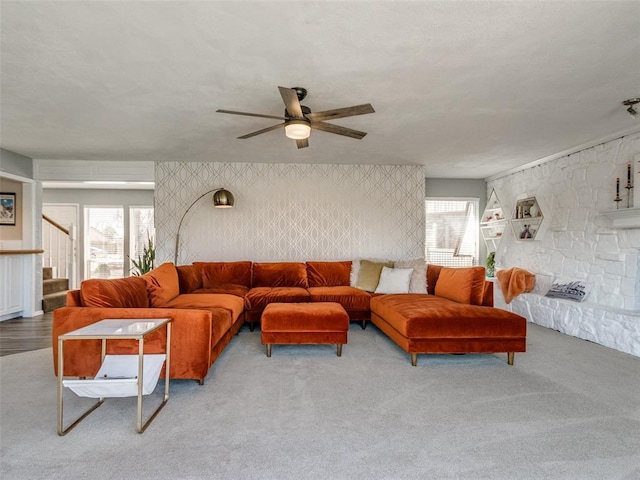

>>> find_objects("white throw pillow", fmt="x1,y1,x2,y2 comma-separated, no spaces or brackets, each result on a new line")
374,267,413,294
394,258,427,293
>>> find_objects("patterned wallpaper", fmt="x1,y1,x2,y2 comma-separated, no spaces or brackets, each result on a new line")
155,162,425,264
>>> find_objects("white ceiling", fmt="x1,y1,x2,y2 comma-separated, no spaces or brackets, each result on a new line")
2,1,639,179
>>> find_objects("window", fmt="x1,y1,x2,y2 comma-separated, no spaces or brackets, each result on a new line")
425,198,479,267
129,207,155,273
85,207,124,279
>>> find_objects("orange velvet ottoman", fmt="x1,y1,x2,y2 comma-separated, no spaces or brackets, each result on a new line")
261,302,349,357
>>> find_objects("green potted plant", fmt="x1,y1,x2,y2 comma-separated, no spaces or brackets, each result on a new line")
131,236,155,276
485,252,495,278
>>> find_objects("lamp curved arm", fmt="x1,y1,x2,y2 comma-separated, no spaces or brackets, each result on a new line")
174,188,225,265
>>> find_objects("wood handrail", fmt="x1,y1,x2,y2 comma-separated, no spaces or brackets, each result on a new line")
42,214,69,235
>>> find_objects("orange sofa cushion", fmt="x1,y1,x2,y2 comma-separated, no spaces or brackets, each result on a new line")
245,287,311,311
176,265,202,293
193,285,250,297
370,294,526,339
80,277,149,308
306,261,351,287
143,262,180,307
252,262,308,288
434,266,486,305
161,293,245,324
426,264,442,295
195,261,253,288
307,286,372,311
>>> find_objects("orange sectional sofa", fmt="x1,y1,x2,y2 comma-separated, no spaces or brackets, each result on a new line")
52,260,526,383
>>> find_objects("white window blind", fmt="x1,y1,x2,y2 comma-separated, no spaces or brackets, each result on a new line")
425,199,479,267
85,207,124,279
129,207,154,273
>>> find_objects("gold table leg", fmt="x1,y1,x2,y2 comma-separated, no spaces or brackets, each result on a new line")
57,338,104,436
136,322,171,434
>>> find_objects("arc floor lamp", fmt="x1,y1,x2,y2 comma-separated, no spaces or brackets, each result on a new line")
174,188,234,264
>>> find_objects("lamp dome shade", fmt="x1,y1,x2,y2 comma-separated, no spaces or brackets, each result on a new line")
213,189,234,208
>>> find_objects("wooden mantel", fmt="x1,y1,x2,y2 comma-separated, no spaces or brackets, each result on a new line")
0,249,45,255
599,208,640,229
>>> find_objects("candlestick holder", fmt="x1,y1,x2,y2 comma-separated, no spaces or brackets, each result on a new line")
626,182,634,209
614,192,622,209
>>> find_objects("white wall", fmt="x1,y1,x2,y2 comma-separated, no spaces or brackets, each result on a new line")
488,132,640,356
155,162,426,264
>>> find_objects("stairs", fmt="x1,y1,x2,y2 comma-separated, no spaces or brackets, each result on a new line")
43,267,68,312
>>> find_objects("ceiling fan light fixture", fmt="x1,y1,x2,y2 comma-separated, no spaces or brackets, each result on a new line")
285,120,311,140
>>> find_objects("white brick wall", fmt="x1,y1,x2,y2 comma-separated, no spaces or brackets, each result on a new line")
489,132,640,356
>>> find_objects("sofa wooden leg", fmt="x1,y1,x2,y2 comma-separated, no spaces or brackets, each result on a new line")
266,344,271,357
507,352,515,365
337,344,343,357
198,379,204,386
411,353,418,366
361,320,367,330
249,322,255,332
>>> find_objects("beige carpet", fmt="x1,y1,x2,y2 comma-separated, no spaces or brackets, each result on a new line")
1,323,639,480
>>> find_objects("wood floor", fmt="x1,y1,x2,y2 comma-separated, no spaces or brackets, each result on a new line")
0,312,53,357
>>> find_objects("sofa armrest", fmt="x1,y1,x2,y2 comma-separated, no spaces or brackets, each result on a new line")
65,290,82,307
52,307,213,381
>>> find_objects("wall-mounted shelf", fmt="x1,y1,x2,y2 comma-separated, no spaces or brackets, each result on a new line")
510,196,547,241
480,190,506,253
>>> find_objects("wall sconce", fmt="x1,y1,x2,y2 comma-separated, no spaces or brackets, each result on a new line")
174,188,234,264
622,98,639,118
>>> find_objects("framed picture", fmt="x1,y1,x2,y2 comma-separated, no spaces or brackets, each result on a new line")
0,192,16,226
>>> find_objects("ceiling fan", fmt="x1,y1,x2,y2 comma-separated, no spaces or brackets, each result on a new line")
217,86,375,149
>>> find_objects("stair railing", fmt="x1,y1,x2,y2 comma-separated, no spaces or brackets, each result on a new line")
42,214,77,289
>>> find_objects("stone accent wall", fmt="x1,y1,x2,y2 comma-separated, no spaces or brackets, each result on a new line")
489,132,640,356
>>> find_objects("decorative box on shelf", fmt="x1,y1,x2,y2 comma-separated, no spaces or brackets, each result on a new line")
510,196,548,241
480,189,507,253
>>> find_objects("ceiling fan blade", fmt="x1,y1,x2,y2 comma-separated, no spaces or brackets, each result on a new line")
296,138,309,149
312,122,367,139
307,104,375,122
237,123,284,139
278,86,304,118
217,109,286,121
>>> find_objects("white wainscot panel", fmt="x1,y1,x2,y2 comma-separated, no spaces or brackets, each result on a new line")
0,255,24,320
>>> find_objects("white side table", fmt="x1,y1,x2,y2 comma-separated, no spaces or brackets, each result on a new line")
57,318,172,435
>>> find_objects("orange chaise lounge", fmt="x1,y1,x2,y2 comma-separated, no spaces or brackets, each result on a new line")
370,265,527,366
